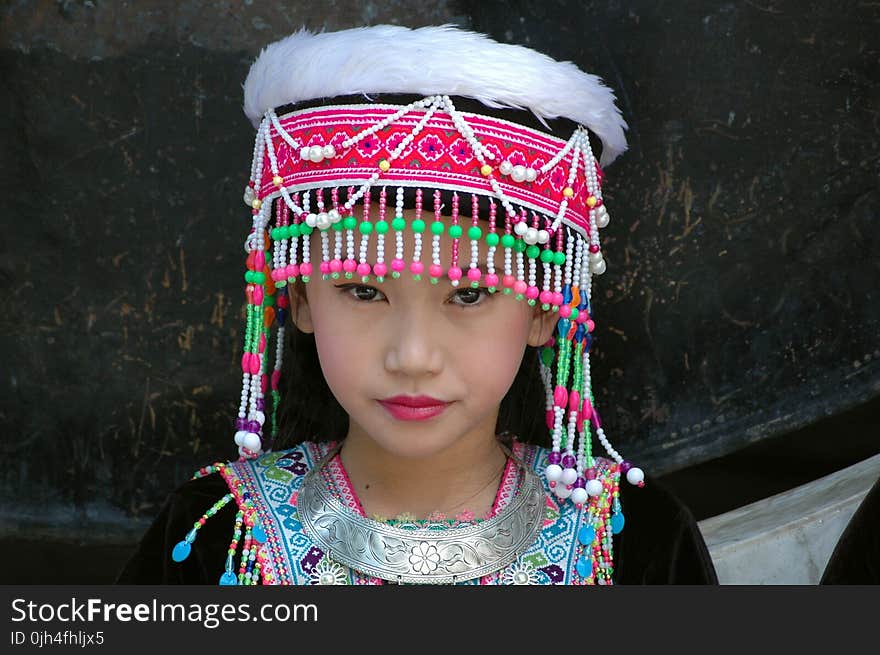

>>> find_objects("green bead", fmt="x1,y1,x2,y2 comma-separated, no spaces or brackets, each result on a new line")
413,274,422,281
359,221,373,234
270,227,282,240
468,226,482,240
391,271,401,279
275,279,287,288
331,221,344,231
301,275,310,283
375,220,389,234
344,272,354,279
289,224,301,238
488,286,497,293
448,225,463,239
244,271,254,283
252,272,265,284
514,239,527,253
501,234,515,248
376,276,385,283
515,293,524,301
431,221,445,235
541,303,550,311
430,278,439,285
486,233,500,247
503,288,512,295
541,347,555,367
540,249,554,263
392,217,406,231
554,251,566,266
411,219,426,233
331,272,340,279
570,308,579,320
343,216,357,230
526,245,540,259
527,299,537,306
300,224,314,235
264,294,275,306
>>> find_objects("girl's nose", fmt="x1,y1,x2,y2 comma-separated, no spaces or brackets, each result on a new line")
383,305,444,377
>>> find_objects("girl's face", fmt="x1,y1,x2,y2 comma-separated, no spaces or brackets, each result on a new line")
289,208,557,460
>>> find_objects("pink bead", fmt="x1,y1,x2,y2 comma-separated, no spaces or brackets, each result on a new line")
373,263,387,278
319,261,331,275
513,280,528,295
240,353,250,373
391,258,405,272
287,264,300,278
255,252,265,270
585,467,597,480
502,275,515,288
249,353,260,376
343,258,357,272
447,266,462,281
586,319,595,332
329,259,343,273
485,273,499,287
252,285,264,306
545,409,555,430
569,390,580,411
357,263,371,277
554,385,568,408
276,294,289,309
525,286,540,300
575,312,587,324
552,292,564,306
467,267,481,281
539,290,553,305
258,333,266,353
429,264,443,278
582,399,593,421
589,244,600,253
558,305,571,318
410,261,424,275
271,370,281,390
299,262,313,276
260,374,268,394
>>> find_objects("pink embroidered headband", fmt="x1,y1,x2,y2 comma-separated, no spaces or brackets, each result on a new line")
231,25,645,508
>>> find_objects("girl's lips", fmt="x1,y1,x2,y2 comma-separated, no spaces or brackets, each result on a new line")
377,397,452,421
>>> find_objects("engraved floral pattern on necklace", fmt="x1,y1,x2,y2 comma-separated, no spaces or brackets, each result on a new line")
409,542,441,575
309,557,348,585
502,561,539,585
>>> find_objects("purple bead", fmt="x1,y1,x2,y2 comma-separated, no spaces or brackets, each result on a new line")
256,398,265,411
235,417,247,430
247,420,261,433
573,477,586,489
585,467,597,480
548,452,562,465
561,454,577,469
620,461,632,474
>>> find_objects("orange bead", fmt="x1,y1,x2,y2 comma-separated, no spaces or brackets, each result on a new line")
263,307,275,328
571,287,581,306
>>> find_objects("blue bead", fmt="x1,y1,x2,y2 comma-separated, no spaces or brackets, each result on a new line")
578,525,596,546
575,325,585,341
575,556,593,578
611,512,625,534
556,319,571,336
171,541,191,562
219,572,238,585
276,308,287,323
252,524,267,543
562,285,572,303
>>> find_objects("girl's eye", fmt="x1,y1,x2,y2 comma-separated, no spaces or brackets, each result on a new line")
339,285,386,302
450,287,490,307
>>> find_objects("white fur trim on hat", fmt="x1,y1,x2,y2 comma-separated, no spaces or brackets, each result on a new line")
243,24,628,166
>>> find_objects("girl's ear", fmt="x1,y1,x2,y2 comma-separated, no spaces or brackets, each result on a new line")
527,304,559,347
287,284,315,334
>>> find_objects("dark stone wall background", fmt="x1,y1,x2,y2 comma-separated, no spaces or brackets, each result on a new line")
1,0,878,581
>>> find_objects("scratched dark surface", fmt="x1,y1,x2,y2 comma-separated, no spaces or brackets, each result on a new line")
1,0,878,576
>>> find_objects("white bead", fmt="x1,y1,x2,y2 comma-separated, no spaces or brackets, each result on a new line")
328,209,341,223
252,410,266,425
316,213,331,230
499,161,513,176
242,432,262,452
536,229,550,244
305,213,318,228
524,228,539,245
514,221,528,236
545,464,563,483
243,186,255,206
591,258,607,275
322,145,336,159
300,147,311,160
525,168,538,182
571,488,589,506
511,165,527,182
233,431,248,447
555,485,572,499
596,208,610,228
308,146,324,163
561,467,578,485
589,250,604,264
586,479,604,497
626,467,645,485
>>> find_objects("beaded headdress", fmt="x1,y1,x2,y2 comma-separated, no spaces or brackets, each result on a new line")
233,24,645,508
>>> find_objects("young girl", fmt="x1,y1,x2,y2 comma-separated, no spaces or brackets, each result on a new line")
117,25,717,585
